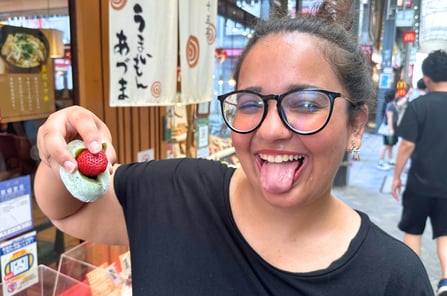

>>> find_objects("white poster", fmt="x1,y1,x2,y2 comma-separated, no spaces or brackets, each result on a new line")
1,231,38,296
179,0,217,105
109,0,178,106
0,175,33,241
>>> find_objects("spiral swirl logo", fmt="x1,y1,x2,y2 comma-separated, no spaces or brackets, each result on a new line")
206,24,216,45
151,81,161,98
186,35,200,68
110,0,127,10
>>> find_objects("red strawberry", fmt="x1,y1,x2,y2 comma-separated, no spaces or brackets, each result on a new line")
76,149,108,177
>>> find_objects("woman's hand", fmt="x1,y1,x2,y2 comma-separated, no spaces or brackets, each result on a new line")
37,106,116,175
34,106,127,244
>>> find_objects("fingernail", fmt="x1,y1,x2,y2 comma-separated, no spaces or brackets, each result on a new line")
89,141,101,153
64,161,76,173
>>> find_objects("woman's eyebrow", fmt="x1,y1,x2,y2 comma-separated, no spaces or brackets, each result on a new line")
238,84,318,94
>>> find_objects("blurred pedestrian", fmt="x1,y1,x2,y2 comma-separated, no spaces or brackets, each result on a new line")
397,78,427,126
408,78,427,102
392,49,447,296
377,88,399,170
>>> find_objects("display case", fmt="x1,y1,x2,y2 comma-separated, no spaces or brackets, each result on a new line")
0,264,89,296
57,242,131,295
1,241,131,295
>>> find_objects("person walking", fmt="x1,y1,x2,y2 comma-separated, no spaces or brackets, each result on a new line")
34,0,433,294
377,88,400,170
397,78,427,126
392,49,447,296
408,78,427,102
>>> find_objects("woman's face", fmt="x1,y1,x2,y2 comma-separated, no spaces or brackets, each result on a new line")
232,32,365,209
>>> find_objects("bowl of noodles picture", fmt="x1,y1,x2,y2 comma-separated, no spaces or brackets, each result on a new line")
0,25,49,73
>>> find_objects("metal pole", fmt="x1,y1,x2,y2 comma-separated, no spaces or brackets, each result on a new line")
295,0,302,15
375,0,396,131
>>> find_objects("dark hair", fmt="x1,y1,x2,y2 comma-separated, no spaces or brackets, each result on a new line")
384,88,396,103
233,0,375,111
422,50,447,82
416,78,426,90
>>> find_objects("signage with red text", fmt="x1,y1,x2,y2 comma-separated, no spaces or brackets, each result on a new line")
403,31,416,43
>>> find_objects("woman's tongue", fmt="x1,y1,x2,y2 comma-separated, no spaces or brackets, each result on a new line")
260,160,299,193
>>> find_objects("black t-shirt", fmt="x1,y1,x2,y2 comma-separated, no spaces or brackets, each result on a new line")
396,91,447,197
115,158,433,295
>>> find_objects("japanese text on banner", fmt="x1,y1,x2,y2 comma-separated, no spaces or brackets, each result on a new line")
109,0,178,106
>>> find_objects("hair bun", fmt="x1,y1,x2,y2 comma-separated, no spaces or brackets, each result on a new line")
312,0,354,31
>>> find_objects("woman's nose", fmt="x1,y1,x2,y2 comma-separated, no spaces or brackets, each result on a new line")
256,101,292,139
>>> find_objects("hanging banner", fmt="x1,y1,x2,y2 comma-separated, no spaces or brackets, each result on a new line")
0,25,55,122
109,0,178,106
179,0,217,105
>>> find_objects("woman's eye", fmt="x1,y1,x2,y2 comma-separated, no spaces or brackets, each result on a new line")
237,96,263,112
286,100,322,113
284,92,329,113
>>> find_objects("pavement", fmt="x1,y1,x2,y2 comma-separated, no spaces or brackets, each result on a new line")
331,130,440,293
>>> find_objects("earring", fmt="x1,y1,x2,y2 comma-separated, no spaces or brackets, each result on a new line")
351,142,360,161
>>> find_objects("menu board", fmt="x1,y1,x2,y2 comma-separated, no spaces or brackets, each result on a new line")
0,25,55,122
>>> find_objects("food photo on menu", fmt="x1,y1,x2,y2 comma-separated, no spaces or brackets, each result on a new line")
0,25,49,74
0,24,56,123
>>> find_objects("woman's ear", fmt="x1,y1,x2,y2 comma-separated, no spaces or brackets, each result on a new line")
347,104,368,151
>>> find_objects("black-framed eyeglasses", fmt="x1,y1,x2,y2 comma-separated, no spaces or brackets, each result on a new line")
217,88,352,135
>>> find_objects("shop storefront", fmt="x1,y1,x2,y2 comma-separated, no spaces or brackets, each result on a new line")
0,2,78,294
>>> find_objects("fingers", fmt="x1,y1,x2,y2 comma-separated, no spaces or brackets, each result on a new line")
391,179,401,202
37,113,74,171
37,106,113,172
104,144,117,166
391,189,400,202
66,107,111,152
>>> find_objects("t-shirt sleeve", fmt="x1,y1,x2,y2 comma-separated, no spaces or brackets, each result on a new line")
396,102,418,143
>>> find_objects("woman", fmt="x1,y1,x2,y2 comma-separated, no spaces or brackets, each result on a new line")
34,0,433,294
377,88,400,170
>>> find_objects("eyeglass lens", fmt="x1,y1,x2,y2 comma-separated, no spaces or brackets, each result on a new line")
221,90,332,133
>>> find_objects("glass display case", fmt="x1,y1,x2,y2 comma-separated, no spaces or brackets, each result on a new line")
57,242,131,295
0,264,89,296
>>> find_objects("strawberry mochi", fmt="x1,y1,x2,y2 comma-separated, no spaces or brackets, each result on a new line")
59,140,110,202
